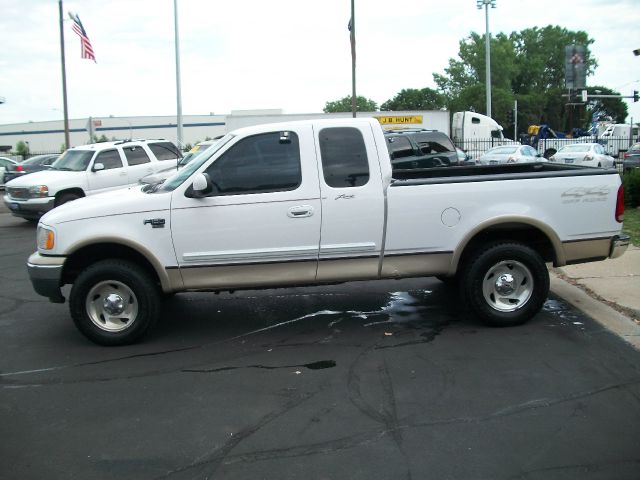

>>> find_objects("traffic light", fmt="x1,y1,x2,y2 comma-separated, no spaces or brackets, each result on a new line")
507,110,514,124
634,90,639,103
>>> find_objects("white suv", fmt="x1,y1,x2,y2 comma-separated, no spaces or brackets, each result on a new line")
3,139,181,220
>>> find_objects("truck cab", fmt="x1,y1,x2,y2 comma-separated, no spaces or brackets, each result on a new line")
451,111,505,141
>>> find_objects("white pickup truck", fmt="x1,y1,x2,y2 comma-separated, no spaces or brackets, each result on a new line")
28,118,629,345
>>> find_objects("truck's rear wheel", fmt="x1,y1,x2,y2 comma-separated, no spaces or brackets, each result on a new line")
461,242,549,327
70,260,160,345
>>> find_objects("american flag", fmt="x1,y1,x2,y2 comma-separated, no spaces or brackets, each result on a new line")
69,12,96,62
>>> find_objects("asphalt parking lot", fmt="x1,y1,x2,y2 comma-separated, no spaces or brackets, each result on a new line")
1,210,640,480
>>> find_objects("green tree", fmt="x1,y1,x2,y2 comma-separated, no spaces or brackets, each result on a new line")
432,25,619,135
434,32,517,129
323,95,378,113
585,86,628,124
15,141,29,158
380,88,446,111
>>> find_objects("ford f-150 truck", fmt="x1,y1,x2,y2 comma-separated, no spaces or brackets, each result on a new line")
28,118,629,345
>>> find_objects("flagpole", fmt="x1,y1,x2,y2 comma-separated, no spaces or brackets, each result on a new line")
173,0,184,147
350,0,356,118
58,0,70,149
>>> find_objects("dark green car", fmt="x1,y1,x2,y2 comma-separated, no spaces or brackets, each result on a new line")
385,130,459,170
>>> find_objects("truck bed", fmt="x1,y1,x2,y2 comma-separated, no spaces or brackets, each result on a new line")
391,162,616,185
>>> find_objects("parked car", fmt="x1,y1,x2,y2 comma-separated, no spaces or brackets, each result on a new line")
3,139,181,220
456,147,475,165
0,156,18,188
385,129,458,169
139,139,221,186
478,145,539,165
622,142,640,172
3,154,59,184
549,143,616,168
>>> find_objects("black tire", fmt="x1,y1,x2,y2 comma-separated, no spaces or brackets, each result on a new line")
460,242,549,327
70,260,160,345
543,149,556,159
55,192,80,207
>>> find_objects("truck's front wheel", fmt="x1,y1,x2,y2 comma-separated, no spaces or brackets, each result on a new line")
70,260,160,345
461,242,549,327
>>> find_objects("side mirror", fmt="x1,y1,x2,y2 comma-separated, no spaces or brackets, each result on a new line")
92,163,105,172
187,172,213,198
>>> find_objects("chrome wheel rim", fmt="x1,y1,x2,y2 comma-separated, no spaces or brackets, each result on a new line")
86,280,138,332
482,260,533,312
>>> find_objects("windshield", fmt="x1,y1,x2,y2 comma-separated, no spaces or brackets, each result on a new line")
560,145,590,153
23,155,53,165
51,150,94,171
155,134,235,193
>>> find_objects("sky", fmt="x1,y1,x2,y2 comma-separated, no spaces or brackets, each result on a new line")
1,0,639,126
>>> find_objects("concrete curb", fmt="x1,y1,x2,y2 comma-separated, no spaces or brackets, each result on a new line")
550,272,640,350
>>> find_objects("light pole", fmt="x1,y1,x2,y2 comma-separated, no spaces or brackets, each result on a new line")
349,0,356,118
477,0,495,118
59,0,71,149
173,0,183,147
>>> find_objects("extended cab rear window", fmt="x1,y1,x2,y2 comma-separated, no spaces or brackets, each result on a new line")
319,127,369,188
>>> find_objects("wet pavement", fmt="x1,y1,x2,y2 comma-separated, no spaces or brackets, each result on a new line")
1,213,640,479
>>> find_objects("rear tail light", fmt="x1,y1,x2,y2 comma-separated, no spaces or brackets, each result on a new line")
507,156,516,163
585,155,593,161
16,165,24,172
616,185,625,223
624,152,630,159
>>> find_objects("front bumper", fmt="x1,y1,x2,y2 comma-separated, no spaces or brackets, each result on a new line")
27,252,66,303
610,234,630,259
3,195,55,219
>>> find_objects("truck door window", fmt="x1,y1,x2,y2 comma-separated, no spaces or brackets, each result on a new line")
123,146,151,166
319,127,369,188
203,132,301,195
94,150,123,170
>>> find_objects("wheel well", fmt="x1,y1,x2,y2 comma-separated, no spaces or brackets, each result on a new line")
61,243,160,288
458,223,556,270
55,188,85,204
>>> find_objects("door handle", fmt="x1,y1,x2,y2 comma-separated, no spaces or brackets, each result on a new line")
287,205,314,218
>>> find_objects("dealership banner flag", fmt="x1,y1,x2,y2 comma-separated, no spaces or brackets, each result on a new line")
69,12,96,62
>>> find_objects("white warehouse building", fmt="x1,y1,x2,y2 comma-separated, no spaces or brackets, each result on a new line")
0,110,452,153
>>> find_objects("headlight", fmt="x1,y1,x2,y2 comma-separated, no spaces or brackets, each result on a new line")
28,185,49,198
37,226,55,250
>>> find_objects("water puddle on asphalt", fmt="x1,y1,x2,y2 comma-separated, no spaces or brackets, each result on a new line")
286,290,451,348
303,360,336,370
543,299,586,330
230,289,454,349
